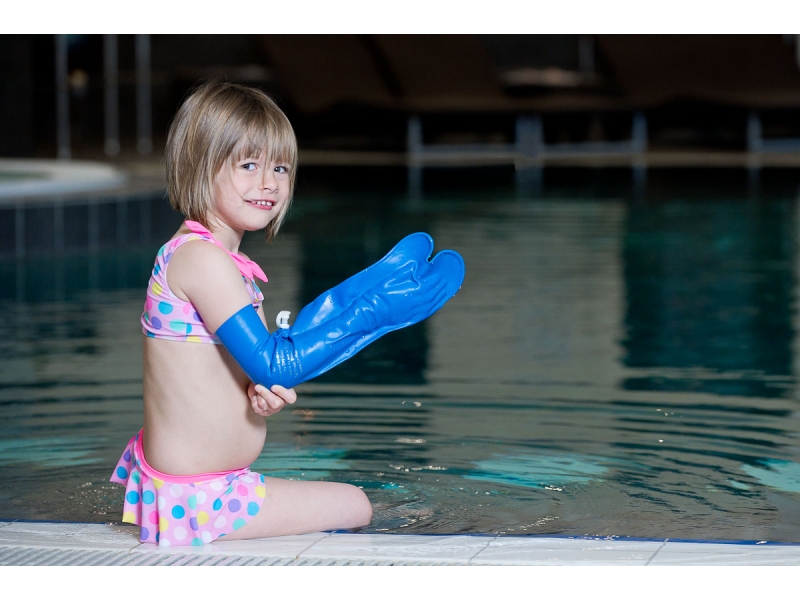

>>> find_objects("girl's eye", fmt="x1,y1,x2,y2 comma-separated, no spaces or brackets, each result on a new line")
241,162,258,171
274,165,288,174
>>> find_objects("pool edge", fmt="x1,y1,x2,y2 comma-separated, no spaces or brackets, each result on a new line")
2,520,800,566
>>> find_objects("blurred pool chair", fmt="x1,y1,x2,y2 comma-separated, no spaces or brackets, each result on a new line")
595,34,800,153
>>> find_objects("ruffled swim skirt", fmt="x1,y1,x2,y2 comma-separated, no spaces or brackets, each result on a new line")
110,430,266,547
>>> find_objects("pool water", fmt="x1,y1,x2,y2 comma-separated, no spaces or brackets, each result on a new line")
3,166,800,542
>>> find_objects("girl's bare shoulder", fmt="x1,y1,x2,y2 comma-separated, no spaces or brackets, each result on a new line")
168,240,242,292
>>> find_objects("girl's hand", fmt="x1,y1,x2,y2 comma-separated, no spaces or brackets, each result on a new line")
248,382,297,417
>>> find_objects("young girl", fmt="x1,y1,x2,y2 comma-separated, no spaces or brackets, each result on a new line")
111,80,464,547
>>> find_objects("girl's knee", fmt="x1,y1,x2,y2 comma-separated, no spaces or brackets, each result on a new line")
344,484,373,528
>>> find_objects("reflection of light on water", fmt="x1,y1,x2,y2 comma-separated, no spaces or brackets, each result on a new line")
291,409,315,420
388,463,446,473
466,453,609,489
728,479,750,490
506,515,560,533
742,460,800,493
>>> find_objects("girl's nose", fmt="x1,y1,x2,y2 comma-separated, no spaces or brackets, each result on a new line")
261,168,278,191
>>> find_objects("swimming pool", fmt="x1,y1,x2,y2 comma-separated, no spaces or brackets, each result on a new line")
2,165,800,543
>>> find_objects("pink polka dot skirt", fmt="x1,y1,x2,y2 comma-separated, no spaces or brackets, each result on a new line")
110,431,266,547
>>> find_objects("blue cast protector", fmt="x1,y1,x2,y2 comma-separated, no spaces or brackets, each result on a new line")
214,232,465,389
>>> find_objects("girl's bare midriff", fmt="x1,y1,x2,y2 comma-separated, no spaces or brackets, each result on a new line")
142,336,267,475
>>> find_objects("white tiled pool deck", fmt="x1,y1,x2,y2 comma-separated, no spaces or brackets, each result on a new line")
1,520,800,566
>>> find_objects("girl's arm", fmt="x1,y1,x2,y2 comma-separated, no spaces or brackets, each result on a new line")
168,239,256,333
172,232,465,391
214,232,464,389
169,241,297,414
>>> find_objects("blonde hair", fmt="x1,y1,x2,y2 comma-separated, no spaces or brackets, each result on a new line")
165,80,298,240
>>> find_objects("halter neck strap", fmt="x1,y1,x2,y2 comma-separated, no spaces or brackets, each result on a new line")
184,220,268,283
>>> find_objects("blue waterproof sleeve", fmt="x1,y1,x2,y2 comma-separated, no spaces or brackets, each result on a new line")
214,232,465,389
215,305,302,389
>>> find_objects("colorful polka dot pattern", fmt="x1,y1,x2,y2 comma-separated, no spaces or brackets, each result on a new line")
141,233,264,344
110,431,266,547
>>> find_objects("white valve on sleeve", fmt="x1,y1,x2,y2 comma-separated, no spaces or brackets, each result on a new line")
276,311,291,329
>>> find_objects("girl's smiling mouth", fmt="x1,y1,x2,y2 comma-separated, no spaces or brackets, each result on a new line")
246,199,276,208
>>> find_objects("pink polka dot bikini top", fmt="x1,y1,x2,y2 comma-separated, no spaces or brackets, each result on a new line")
141,222,266,344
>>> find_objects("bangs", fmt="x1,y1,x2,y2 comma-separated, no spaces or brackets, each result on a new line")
229,113,297,168
166,80,298,238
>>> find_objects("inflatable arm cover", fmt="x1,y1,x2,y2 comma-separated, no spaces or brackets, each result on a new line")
215,232,465,389
215,305,302,388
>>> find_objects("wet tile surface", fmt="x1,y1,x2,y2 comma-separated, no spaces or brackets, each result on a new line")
303,532,491,563
0,521,140,550
2,521,800,565
650,541,800,566
129,531,331,558
472,536,664,565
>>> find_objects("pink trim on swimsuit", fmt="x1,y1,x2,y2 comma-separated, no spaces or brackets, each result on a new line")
110,430,266,547
141,223,265,344
184,220,267,282
132,431,245,484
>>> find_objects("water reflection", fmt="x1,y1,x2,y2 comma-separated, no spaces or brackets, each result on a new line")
427,200,627,388
622,199,796,397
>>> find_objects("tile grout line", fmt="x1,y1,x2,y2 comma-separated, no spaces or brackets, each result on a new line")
99,523,151,555
126,538,147,556
294,532,333,559
645,538,669,566
467,535,499,565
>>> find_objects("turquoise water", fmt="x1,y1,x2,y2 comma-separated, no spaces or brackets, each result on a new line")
3,166,800,541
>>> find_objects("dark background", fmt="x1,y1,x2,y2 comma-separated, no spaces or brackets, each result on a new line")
4,34,800,159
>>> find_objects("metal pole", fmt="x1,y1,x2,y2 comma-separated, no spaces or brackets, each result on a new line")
104,34,120,156
407,115,423,156
55,34,71,159
515,114,543,157
135,34,153,155
407,115,423,203
796,35,800,71
632,111,648,153
578,35,595,76
747,111,763,153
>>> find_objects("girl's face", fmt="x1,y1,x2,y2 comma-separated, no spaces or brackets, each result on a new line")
211,153,291,233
